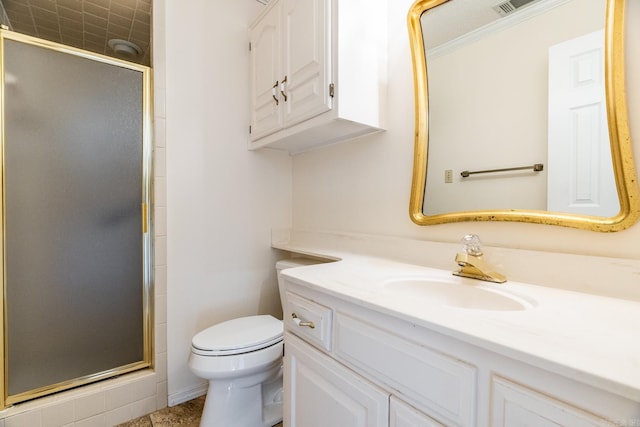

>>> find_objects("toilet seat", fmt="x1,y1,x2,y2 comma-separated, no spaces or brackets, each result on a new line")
192,315,283,356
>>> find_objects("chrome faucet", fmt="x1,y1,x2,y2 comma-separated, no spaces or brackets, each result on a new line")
453,234,506,283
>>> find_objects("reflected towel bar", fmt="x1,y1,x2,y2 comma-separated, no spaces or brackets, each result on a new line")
460,163,544,178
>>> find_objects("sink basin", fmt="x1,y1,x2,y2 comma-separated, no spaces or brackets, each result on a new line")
381,278,534,311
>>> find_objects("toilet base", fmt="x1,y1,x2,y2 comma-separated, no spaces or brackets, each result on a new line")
199,364,283,427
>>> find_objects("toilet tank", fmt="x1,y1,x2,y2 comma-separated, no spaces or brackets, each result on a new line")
276,258,326,319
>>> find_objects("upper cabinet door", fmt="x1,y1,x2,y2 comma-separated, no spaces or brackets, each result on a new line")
248,0,386,152
281,0,331,127
250,1,282,140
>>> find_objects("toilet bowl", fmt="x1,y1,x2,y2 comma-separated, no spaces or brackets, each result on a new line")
189,258,321,427
189,315,284,427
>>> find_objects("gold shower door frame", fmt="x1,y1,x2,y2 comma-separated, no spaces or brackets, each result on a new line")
0,30,154,408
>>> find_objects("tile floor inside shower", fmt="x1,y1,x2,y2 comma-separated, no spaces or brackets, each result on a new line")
116,396,283,427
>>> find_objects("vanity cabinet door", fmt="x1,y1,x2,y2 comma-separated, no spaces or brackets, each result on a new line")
491,377,609,427
390,397,444,427
284,332,389,427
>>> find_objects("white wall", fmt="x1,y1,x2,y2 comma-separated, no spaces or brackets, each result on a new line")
164,0,292,404
292,0,640,260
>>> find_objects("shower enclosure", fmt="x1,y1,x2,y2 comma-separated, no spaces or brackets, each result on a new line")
0,30,153,407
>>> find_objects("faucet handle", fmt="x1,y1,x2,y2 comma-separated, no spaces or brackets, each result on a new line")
461,234,483,256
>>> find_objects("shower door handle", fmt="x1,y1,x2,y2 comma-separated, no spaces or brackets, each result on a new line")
142,202,148,234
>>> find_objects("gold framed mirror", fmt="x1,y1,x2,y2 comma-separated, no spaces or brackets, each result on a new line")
408,0,640,231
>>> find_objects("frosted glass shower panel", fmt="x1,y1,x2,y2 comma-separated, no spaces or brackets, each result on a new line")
4,39,145,396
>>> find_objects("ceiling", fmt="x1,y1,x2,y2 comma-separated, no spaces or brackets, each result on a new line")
421,0,549,49
0,0,151,66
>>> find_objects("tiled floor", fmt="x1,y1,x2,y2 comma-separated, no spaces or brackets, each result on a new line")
116,396,283,427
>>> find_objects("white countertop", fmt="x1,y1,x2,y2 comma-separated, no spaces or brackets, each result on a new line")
280,254,640,402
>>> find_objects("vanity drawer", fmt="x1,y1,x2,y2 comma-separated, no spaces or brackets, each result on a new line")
334,312,476,427
285,292,332,351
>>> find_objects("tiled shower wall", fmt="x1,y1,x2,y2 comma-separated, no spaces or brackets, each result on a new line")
0,0,168,425
151,0,168,414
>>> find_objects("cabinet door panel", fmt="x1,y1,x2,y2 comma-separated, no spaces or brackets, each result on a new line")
282,0,331,127
250,2,282,140
390,397,444,427
491,377,608,427
335,312,476,426
284,333,388,427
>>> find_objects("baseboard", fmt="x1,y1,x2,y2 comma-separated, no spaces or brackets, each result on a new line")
168,382,208,407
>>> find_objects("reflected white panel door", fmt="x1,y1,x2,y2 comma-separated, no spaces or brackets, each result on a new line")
284,333,388,427
547,29,618,216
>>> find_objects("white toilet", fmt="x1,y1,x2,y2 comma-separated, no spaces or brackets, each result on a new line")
188,258,319,427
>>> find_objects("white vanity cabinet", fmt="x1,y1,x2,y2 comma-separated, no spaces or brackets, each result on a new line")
282,278,639,427
285,333,389,427
248,0,386,153
283,289,446,427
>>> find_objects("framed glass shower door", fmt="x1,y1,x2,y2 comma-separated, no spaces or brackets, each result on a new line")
0,30,153,407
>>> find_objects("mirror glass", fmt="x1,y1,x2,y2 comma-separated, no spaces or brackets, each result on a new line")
408,0,640,231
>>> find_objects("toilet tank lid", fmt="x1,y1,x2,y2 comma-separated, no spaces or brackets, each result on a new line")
192,315,283,352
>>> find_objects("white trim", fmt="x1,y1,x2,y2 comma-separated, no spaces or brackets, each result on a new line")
168,382,208,407
427,0,571,59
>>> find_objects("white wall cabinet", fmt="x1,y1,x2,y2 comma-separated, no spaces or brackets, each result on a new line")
250,0,330,141
282,278,639,427
249,0,386,153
